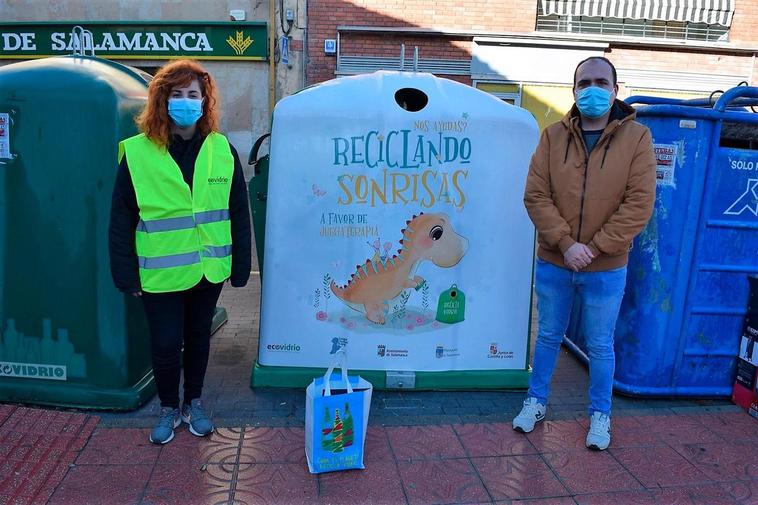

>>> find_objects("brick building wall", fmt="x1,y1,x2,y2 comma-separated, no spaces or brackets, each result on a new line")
729,0,758,45
307,0,536,84
723,0,758,82
307,0,758,87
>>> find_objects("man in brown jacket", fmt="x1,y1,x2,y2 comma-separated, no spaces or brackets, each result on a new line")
512,57,656,450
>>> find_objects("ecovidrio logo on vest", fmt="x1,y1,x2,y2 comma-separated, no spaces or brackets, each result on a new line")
208,176,229,185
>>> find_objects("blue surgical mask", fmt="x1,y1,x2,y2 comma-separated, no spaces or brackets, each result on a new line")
168,98,203,128
576,86,613,118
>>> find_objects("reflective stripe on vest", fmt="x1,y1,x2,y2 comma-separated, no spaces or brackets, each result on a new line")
139,251,201,269
121,132,234,293
195,209,230,224
137,245,232,270
137,215,195,233
202,244,232,258
137,209,231,233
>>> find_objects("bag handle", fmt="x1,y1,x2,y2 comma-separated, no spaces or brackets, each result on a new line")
322,351,352,396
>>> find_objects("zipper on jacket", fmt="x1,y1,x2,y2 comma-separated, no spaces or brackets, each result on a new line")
575,125,590,243
577,152,589,242
572,117,616,242
572,116,625,240
600,134,614,170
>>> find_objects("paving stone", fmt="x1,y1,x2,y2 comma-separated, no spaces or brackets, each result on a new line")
233,463,318,505
398,459,490,505
143,462,232,505
318,460,406,505
48,464,152,505
472,455,569,501
543,450,643,495
388,425,466,461
609,446,711,488
453,422,538,457
75,428,161,466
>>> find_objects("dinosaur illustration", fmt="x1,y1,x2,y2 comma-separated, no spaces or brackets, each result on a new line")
330,212,468,324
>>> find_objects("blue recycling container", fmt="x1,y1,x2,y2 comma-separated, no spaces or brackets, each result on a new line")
564,86,758,397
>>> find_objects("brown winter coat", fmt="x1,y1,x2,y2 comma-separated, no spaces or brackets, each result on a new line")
524,100,656,272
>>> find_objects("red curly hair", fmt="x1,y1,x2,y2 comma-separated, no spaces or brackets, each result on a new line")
136,60,220,147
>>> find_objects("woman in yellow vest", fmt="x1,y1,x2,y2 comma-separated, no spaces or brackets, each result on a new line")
109,60,251,444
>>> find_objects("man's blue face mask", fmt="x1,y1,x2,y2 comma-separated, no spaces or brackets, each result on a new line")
576,86,613,119
168,98,203,128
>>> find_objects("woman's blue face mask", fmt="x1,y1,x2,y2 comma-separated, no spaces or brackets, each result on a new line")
168,97,203,128
576,86,613,119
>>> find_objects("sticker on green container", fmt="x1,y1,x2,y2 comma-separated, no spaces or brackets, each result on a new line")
436,284,465,324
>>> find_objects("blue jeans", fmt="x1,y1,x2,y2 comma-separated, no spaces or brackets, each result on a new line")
527,259,627,416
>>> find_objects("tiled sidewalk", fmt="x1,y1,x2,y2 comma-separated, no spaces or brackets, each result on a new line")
0,406,98,504
3,265,758,504
2,402,757,504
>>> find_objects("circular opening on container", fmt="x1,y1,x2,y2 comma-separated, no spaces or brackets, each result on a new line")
395,88,428,112
450,291,457,298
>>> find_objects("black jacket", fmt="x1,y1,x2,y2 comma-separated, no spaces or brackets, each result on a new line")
109,131,252,293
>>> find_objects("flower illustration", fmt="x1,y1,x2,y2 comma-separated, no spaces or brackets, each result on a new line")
416,316,424,324
316,311,327,321
407,324,414,331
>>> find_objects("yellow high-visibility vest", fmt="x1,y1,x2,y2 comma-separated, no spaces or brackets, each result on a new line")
119,132,233,293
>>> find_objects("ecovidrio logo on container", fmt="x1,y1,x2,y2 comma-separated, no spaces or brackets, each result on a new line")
0,361,67,380
266,343,301,353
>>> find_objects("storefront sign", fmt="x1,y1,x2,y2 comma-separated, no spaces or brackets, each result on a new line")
0,22,267,60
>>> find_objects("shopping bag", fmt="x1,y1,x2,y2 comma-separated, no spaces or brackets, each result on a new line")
305,354,373,474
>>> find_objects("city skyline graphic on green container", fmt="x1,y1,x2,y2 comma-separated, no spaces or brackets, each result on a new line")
0,318,87,380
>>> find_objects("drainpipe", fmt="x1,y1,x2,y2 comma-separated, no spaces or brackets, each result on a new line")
269,0,276,118
303,0,308,87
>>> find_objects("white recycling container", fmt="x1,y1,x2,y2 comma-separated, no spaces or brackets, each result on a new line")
252,71,539,389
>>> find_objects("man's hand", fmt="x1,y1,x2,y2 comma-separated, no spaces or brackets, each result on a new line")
564,243,594,272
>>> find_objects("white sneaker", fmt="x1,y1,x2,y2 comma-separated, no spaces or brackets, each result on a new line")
586,412,611,450
512,398,546,433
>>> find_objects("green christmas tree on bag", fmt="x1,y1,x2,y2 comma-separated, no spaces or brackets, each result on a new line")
331,409,345,453
320,406,333,450
343,402,354,448
320,407,346,453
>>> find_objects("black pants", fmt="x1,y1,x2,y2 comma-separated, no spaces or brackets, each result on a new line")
141,279,224,409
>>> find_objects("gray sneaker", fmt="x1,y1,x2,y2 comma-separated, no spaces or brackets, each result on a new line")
149,407,181,444
181,398,215,437
586,412,611,450
512,397,546,433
